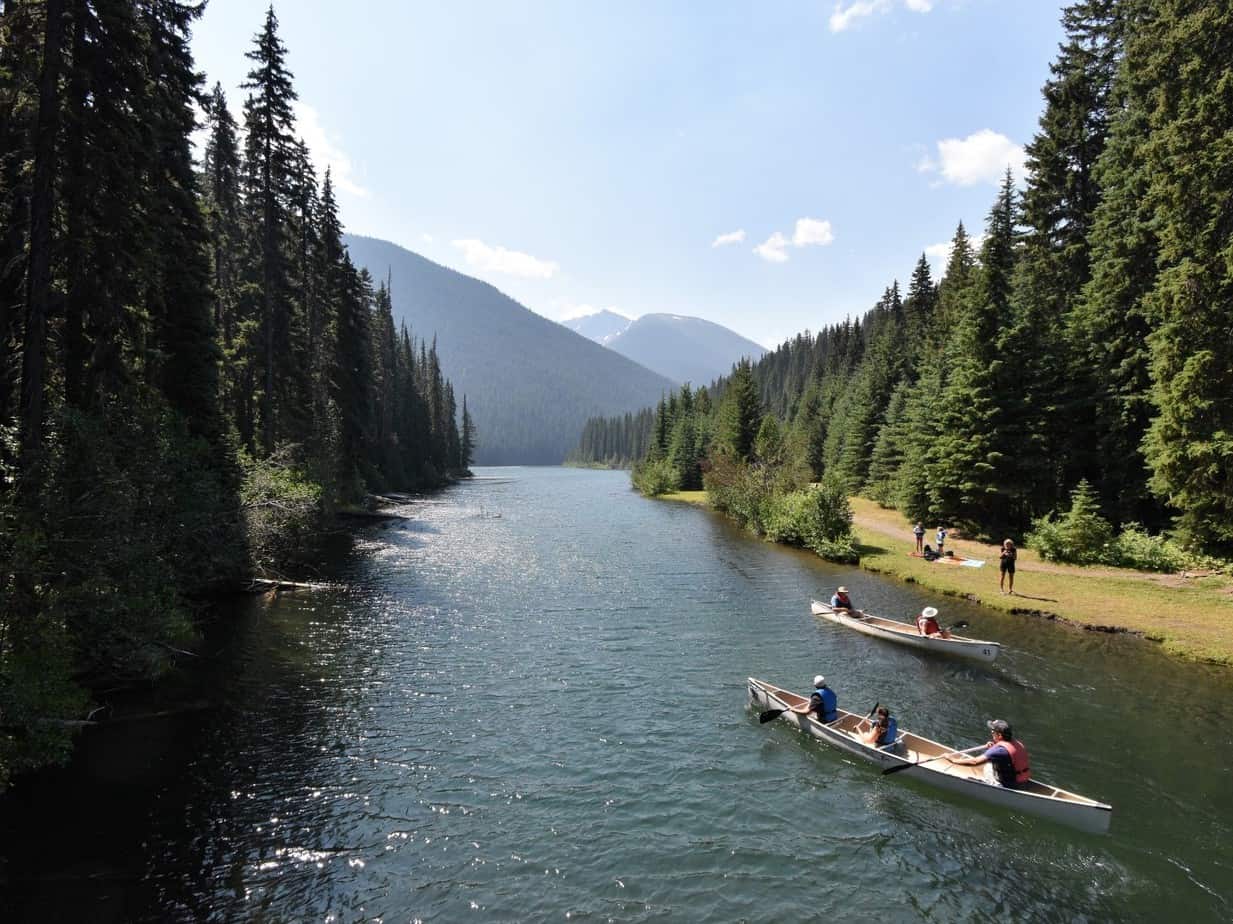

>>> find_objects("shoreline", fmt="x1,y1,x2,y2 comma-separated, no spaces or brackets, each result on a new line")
652,490,1233,667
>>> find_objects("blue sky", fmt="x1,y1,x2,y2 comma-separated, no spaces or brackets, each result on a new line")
191,1,1067,348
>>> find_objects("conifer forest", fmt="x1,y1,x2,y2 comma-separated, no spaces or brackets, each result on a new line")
574,0,1233,570
0,4,474,784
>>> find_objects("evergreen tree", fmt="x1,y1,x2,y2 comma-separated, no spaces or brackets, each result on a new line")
714,359,761,462
1138,0,1233,549
241,4,298,454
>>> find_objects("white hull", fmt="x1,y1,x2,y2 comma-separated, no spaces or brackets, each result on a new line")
811,600,1001,662
748,677,1112,834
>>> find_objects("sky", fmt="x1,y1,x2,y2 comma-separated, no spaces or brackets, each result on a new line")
190,0,1068,349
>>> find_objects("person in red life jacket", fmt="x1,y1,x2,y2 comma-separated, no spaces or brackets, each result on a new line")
915,606,951,638
792,675,838,723
858,705,899,750
830,586,856,615
946,719,1031,788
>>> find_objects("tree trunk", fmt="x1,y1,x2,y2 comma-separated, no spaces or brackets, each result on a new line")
18,0,64,477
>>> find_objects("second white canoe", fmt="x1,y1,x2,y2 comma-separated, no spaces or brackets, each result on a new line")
811,600,1001,662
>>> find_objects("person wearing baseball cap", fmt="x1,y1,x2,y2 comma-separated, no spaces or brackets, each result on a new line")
947,719,1031,787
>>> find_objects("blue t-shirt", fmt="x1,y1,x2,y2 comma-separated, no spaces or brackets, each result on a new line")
913,525,925,536
984,744,1014,785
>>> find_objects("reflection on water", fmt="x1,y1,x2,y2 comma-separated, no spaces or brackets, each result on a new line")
3,467,1233,921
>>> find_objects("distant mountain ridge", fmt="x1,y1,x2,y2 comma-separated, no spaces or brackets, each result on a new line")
581,312,767,386
562,309,630,345
343,234,674,464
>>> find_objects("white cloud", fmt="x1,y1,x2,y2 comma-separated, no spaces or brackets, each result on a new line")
754,232,791,263
755,218,836,263
293,101,369,199
792,217,835,247
452,239,560,279
711,229,746,248
829,0,931,32
917,129,1026,187
829,0,890,32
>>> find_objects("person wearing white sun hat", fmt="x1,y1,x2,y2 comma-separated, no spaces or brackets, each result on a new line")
830,585,855,614
915,605,951,638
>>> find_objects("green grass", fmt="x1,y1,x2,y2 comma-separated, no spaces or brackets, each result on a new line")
658,490,709,505
848,497,1233,666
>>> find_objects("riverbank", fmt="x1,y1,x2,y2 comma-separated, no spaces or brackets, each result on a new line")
655,490,1233,665
848,498,1233,665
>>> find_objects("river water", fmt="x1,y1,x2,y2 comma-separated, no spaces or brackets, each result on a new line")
3,467,1233,921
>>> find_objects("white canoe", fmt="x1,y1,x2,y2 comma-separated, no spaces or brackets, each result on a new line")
748,677,1112,834
811,600,1001,663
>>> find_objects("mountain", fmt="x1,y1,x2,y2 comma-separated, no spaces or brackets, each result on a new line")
604,313,767,386
343,235,674,464
562,309,630,345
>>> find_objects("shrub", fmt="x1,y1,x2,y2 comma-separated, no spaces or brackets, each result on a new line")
1110,524,1191,573
632,458,681,497
1026,480,1114,564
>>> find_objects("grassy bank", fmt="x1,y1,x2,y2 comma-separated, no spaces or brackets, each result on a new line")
652,490,1233,665
854,498,1233,665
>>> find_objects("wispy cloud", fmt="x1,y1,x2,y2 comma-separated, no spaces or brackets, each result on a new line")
829,0,932,33
916,129,1026,187
755,217,836,263
293,101,369,198
452,239,560,279
754,232,791,263
829,0,890,32
711,229,746,248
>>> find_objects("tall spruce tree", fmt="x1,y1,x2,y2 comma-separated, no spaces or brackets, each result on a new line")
241,4,298,454
1138,0,1233,549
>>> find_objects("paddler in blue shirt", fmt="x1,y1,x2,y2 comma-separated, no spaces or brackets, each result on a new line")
793,675,838,723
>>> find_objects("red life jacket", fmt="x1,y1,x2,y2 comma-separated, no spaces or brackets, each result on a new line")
1000,738,1031,784
917,614,940,635
835,593,852,609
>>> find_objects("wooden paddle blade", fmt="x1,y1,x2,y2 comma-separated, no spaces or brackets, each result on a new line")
759,708,790,724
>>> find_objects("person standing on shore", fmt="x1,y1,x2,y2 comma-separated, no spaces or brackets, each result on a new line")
936,526,947,556
999,539,1017,594
913,522,925,553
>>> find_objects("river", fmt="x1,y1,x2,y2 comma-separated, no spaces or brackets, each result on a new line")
3,467,1232,921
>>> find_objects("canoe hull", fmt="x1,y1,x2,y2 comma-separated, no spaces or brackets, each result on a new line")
811,600,1001,662
748,677,1111,835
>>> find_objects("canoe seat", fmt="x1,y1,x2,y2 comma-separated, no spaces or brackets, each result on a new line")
878,734,907,755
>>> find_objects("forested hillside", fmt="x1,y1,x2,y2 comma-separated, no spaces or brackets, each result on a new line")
620,0,1233,560
0,4,470,785
345,234,675,464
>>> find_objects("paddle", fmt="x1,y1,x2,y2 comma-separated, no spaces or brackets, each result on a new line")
881,744,985,775
947,620,969,632
759,698,877,726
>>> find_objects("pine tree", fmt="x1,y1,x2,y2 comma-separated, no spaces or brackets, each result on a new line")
241,4,298,454
460,396,476,470
714,359,761,462
1138,0,1233,549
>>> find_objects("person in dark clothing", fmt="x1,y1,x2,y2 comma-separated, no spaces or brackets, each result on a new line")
999,539,1017,594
